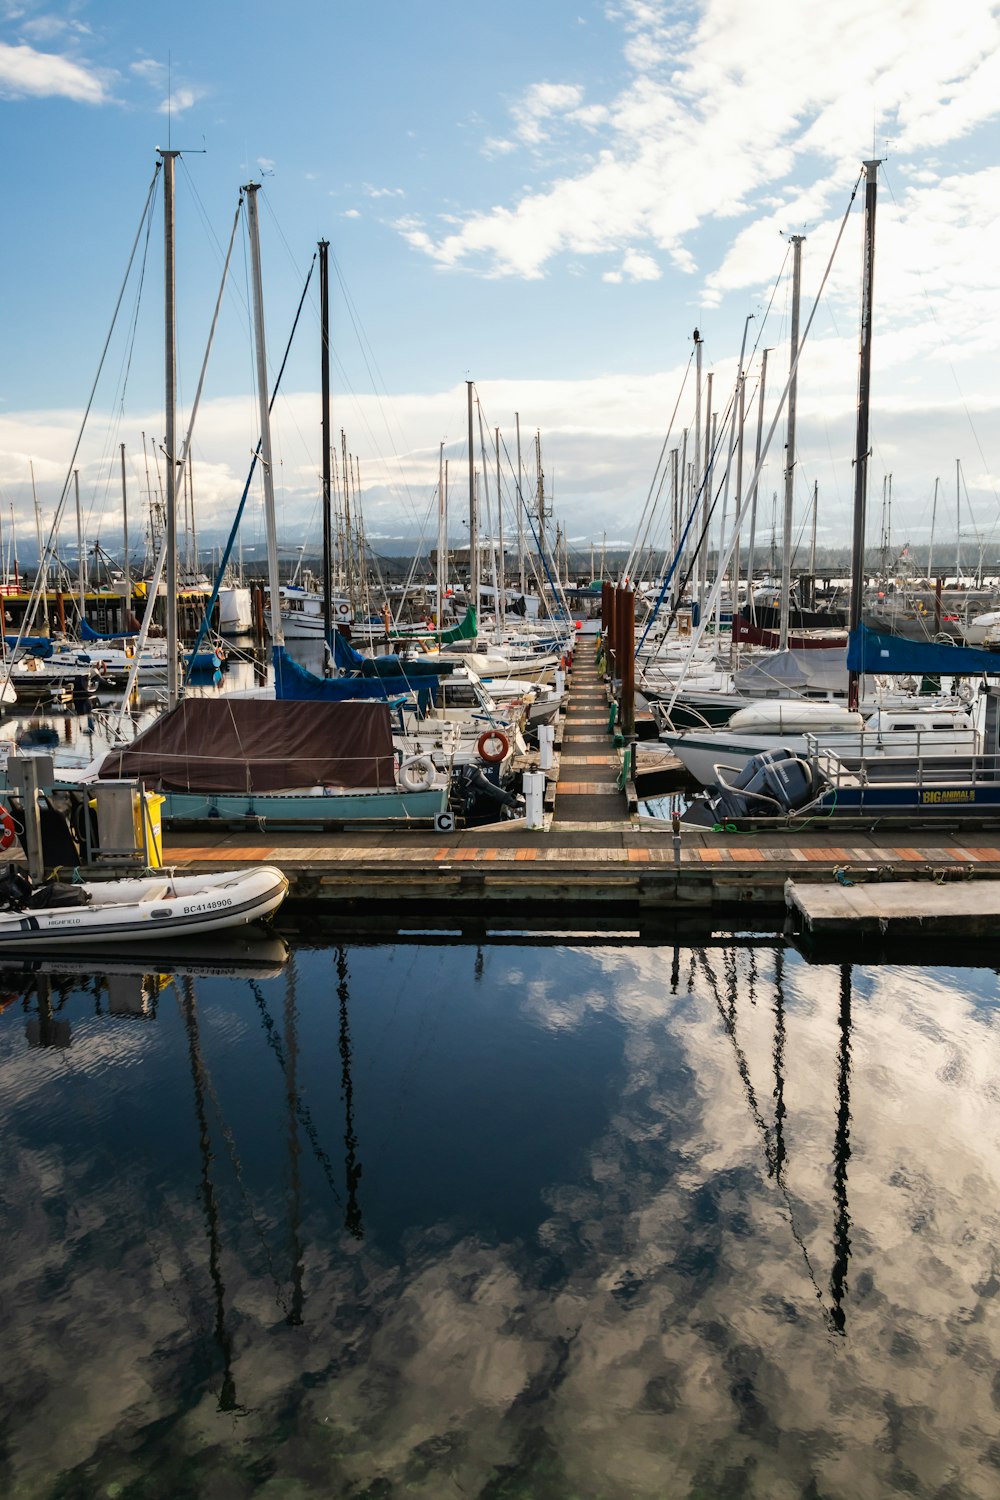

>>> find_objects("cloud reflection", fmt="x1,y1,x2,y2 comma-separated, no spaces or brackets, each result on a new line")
2,945,1000,1497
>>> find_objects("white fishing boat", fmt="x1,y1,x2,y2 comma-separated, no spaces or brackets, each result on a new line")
0,864,288,949
273,582,353,637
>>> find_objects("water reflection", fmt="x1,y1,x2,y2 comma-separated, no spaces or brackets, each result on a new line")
180,973,240,1413
1,933,999,1498
831,964,853,1336
337,945,365,1241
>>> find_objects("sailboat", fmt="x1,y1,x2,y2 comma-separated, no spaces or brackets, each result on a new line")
670,163,1000,829
105,208,452,829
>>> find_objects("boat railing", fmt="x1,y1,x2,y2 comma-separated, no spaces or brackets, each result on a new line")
804,732,1000,792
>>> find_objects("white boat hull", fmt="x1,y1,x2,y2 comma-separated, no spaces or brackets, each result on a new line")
0,866,288,949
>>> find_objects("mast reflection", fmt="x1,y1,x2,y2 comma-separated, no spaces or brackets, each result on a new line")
772,950,787,1181
336,946,364,1240
701,945,848,1330
180,975,239,1412
830,964,853,1335
284,959,305,1326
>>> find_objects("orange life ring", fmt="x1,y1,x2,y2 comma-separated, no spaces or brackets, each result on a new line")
477,729,510,764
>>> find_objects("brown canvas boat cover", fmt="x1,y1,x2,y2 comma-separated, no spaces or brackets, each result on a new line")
98,697,397,792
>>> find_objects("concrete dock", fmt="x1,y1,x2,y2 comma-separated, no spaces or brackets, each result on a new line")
159,644,1000,918
786,877,991,937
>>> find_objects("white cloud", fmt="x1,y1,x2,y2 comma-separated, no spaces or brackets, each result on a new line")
156,84,202,116
482,136,517,159
342,208,361,219
0,40,107,103
402,0,1000,281
3,352,995,549
510,80,585,145
19,14,90,43
621,249,660,281
364,184,405,199
130,57,204,115
603,249,662,284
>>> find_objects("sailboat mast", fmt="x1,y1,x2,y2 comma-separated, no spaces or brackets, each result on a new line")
515,411,525,593
161,147,180,706
928,476,938,579
847,160,882,712
437,439,446,633
955,458,961,584
733,375,746,616
319,239,333,646
244,182,283,650
496,426,505,633
30,461,50,636
693,330,703,604
74,469,84,625
697,359,710,608
746,347,770,623
120,443,130,626
779,234,805,651
467,381,478,618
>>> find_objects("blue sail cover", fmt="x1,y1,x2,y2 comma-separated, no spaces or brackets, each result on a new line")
358,654,455,680
847,624,1000,676
5,636,53,658
81,618,139,642
332,630,454,680
273,646,439,706
332,631,366,669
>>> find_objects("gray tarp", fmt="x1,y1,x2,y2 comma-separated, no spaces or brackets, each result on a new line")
733,648,848,696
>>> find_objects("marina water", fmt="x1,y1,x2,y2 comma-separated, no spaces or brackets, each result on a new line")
2,927,998,1498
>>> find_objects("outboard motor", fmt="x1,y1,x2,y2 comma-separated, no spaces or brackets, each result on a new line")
0,863,90,911
450,763,524,825
714,747,816,821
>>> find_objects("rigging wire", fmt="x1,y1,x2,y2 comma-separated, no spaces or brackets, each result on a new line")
661,166,865,704
2,163,163,693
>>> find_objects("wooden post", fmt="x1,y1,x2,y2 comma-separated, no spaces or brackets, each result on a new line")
253,581,265,643
620,587,635,738
602,582,614,656
56,590,66,637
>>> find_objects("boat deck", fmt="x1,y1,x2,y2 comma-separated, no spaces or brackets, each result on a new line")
160,646,1000,917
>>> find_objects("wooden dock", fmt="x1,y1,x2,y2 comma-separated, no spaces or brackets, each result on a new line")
159,646,1000,918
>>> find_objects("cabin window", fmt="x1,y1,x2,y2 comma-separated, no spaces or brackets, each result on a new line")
441,685,478,708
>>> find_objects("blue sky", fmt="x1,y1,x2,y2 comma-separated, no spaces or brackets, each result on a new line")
1,0,999,567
